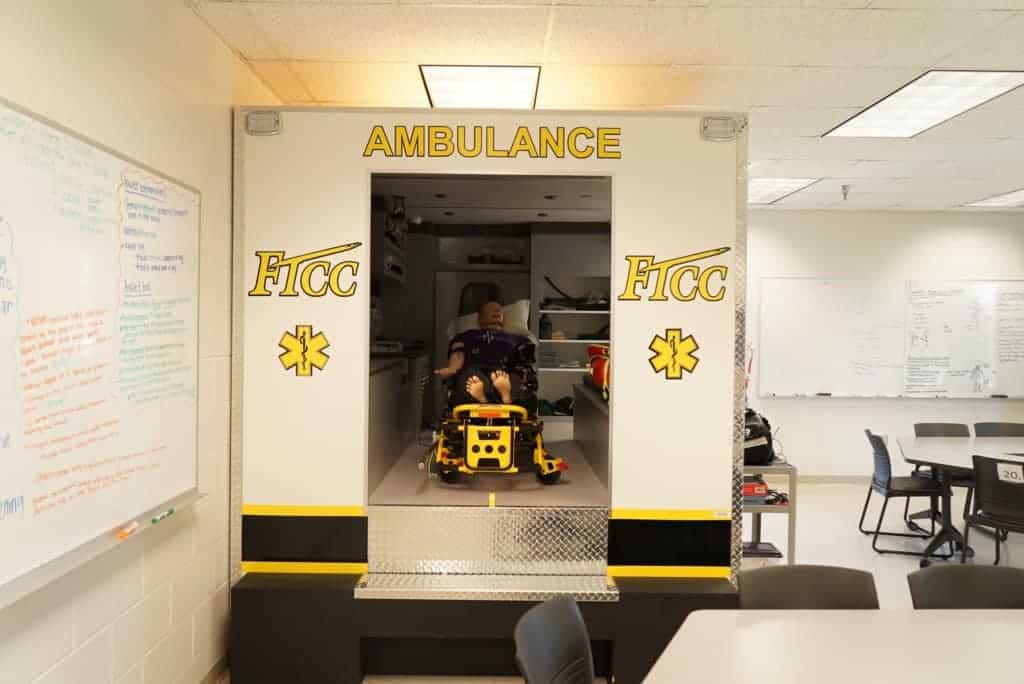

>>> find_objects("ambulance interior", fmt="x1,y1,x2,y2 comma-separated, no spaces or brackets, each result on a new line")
366,174,612,507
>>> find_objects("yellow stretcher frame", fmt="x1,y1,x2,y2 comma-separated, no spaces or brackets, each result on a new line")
435,403,567,482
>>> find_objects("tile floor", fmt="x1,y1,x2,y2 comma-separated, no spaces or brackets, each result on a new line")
749,481,1018,609
222,482,1020,684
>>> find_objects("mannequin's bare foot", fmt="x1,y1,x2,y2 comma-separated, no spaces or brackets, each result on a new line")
465,375,488,403
491,370,513,404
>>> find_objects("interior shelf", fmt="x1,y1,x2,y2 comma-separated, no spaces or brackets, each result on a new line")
745,504,791,514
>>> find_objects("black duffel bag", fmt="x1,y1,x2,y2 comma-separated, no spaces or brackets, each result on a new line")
743,408,775,465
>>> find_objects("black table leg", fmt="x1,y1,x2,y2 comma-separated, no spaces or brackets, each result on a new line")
919,466,968,567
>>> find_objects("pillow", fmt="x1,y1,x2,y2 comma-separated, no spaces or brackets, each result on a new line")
446,299,531,339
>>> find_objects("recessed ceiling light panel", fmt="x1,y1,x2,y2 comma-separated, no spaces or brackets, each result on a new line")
966,188,1024,208
748,177,821,205
419,65,540,110
825,70,1024,138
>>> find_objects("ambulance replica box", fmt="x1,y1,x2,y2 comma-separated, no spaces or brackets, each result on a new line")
230,108,748,684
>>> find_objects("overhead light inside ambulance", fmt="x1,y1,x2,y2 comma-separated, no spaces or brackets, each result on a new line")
966,187,1024,208
824,70,1024,138
748,178,820,205
420,65,540,110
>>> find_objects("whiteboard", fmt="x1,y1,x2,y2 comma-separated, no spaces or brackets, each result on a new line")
759,277,1024,398
0,100,199,600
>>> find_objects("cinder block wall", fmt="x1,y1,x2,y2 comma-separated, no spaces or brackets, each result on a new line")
0,2,277,682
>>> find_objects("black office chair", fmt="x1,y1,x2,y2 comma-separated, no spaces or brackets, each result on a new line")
908,565,1024,609
514,596,594,684
905,423,974,533
738,565,879,610
914,423,971,437
859,430,953,558
964,454,1024,565
974,422,1024,437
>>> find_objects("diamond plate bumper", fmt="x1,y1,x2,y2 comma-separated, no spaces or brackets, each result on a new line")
354,573,619,602
368,505,608,575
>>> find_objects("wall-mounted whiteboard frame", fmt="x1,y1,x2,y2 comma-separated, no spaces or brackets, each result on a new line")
0,97,201,611
758,275,1024,399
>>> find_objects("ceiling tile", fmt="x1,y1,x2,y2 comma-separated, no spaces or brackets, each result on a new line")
197,0,1024,211
547,7,1006,67
546,7,717,65
193,2,276,58
993,86,1024,109
230,0,396,4
554,0,710,6
868,0,1024,9
536,65,677,107
939,12,1024,69
247,60,313,102
918,98,1024,141
710,0,872,6
748,106,862,138
242,4,551,62
667,66,921,108
289,61,429,106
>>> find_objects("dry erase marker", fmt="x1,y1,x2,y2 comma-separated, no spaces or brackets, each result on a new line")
118,522,139,540
151,508,175,524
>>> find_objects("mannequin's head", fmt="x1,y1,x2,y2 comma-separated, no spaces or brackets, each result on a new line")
478,301,504,330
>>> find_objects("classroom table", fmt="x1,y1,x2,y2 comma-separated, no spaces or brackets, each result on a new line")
644,609,1024,683
896,437,1024,565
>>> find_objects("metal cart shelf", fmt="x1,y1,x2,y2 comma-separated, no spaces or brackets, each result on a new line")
743,460,797,564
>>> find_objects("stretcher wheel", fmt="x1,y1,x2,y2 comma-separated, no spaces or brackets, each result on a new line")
439,470,460,484
536,470,562,485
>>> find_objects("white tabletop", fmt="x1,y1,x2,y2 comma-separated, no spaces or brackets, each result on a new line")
644,609,1024,684
896,436,1024,471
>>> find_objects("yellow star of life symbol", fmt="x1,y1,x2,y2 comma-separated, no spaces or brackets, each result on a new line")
649,329,699,379
279,325,330,377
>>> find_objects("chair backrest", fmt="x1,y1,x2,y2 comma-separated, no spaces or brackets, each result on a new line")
458,282,504,316
738,565,879,610
974,422,1024,437
864,430,892,486
908,565,1024,609
972,454,1024,522
914,422,970,437
514,596,594,684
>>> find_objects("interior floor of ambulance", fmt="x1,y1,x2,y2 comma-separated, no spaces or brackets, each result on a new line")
370,440,607,507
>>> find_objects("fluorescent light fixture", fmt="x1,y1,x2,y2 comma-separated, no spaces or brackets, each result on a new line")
420,65,540,110
825,70,1024,138
966,188,1024,208
748,177,821,205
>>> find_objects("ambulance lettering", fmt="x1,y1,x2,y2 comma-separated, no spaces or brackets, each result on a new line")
618,247,731,303
248,242,361,298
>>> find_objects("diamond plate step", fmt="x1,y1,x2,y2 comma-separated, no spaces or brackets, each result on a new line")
355,573,619,602
368,505,608,575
